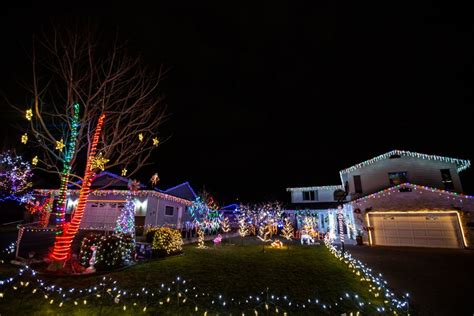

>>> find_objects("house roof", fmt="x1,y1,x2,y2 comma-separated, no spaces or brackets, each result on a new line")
220,203,239,211
156,181,198,201
35,188,193,206
284,201,341,210
68,171,146,189
339,150,471,176
349,182,474,205
286,185,343,192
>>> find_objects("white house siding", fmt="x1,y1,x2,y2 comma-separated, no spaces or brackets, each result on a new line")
350,186,474,248
145,197,187,229
291,189,344,203
343,156,463,197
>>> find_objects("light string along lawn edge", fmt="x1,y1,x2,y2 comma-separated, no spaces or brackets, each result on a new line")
0,241,409,314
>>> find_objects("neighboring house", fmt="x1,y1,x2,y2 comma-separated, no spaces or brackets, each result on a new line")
287,150,474,249
36,172,194,235
285,185,355,240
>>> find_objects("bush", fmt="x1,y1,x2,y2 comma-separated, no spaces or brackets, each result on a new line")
79,234,102,266
152,227,183,257
79,233,134,270
145,226,161,243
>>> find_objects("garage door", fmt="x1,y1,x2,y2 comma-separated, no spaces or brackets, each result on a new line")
368,212,463,249
80,201,125,230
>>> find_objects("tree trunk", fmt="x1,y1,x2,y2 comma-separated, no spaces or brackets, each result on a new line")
49,114,105,263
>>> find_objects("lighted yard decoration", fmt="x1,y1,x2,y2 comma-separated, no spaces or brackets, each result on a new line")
220,216,231,242
213,234,222,246
13,28,166,266
0,151,33,203
281,218,294,240
114,180,139,237
188,195,221,233
26,195,54,228
151,227,183,256
238,215,248,237
271,239,283,248
300,233,315,245
196,228,206,249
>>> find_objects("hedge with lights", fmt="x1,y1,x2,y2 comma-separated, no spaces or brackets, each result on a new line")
151,227,183,257
79,233,134,270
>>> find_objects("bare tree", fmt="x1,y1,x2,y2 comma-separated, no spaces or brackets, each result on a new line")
16,27,166,184
12,26,167,264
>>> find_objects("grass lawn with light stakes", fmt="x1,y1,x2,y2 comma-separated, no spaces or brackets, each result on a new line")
0,237,403,315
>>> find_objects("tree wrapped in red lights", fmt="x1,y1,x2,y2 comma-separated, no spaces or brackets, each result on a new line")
10,27,167,266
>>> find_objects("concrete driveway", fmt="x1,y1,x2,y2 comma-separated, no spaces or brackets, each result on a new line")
344,245,474,316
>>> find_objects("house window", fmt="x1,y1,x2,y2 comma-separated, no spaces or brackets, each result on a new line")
440,169,454,191
353,175,362,193
302,191,317,201
388,171,408,186
165,206,174,216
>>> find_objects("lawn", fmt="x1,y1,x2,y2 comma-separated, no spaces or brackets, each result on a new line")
0,237,396,315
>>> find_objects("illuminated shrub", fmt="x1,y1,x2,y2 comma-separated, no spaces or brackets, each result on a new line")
79,234,101,266
79,233,134,270
151,227,183,256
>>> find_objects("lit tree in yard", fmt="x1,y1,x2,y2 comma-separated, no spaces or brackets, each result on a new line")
11,27,166,267
220,216,231,242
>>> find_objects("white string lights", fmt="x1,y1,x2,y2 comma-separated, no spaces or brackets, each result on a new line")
339,149,471,175
0,240,410,314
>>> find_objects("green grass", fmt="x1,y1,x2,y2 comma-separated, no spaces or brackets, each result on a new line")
0,238,387,315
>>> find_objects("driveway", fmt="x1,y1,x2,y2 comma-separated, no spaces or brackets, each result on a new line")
344,245,474,316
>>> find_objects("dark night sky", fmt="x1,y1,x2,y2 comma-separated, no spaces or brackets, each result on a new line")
1,3,473,205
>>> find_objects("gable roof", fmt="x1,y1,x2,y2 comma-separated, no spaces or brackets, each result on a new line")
68,171,146,189
349,182,474,205
157,182,198,201
286,185,343,192
339,150,471,176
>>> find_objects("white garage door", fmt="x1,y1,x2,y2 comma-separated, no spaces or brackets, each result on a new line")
369,212,463,249
80,201,125,230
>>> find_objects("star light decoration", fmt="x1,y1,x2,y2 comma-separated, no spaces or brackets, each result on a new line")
55,138,65,152
21,133,28,144
138,133,144,142
152,137,159,146
90,153,109,171
25,108,33,121
150,173,160,186
121,168,128,176
32,156,38,166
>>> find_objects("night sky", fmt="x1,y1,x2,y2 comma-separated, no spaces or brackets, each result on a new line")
1,3,473,205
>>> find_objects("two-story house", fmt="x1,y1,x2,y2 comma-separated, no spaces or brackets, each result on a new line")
287,150,474,249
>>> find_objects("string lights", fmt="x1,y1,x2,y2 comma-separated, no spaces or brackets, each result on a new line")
25,108,33,121
281,218,294,240
151,227,183,254
286,185,343,192
55,139,65,152
21,133,28,144
50,113,105,262
0,152,33,203
0,253,410,314
339,149,471,175
90,153,109,171
36,189,192,206
54,103,80,234
350,182,474,205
